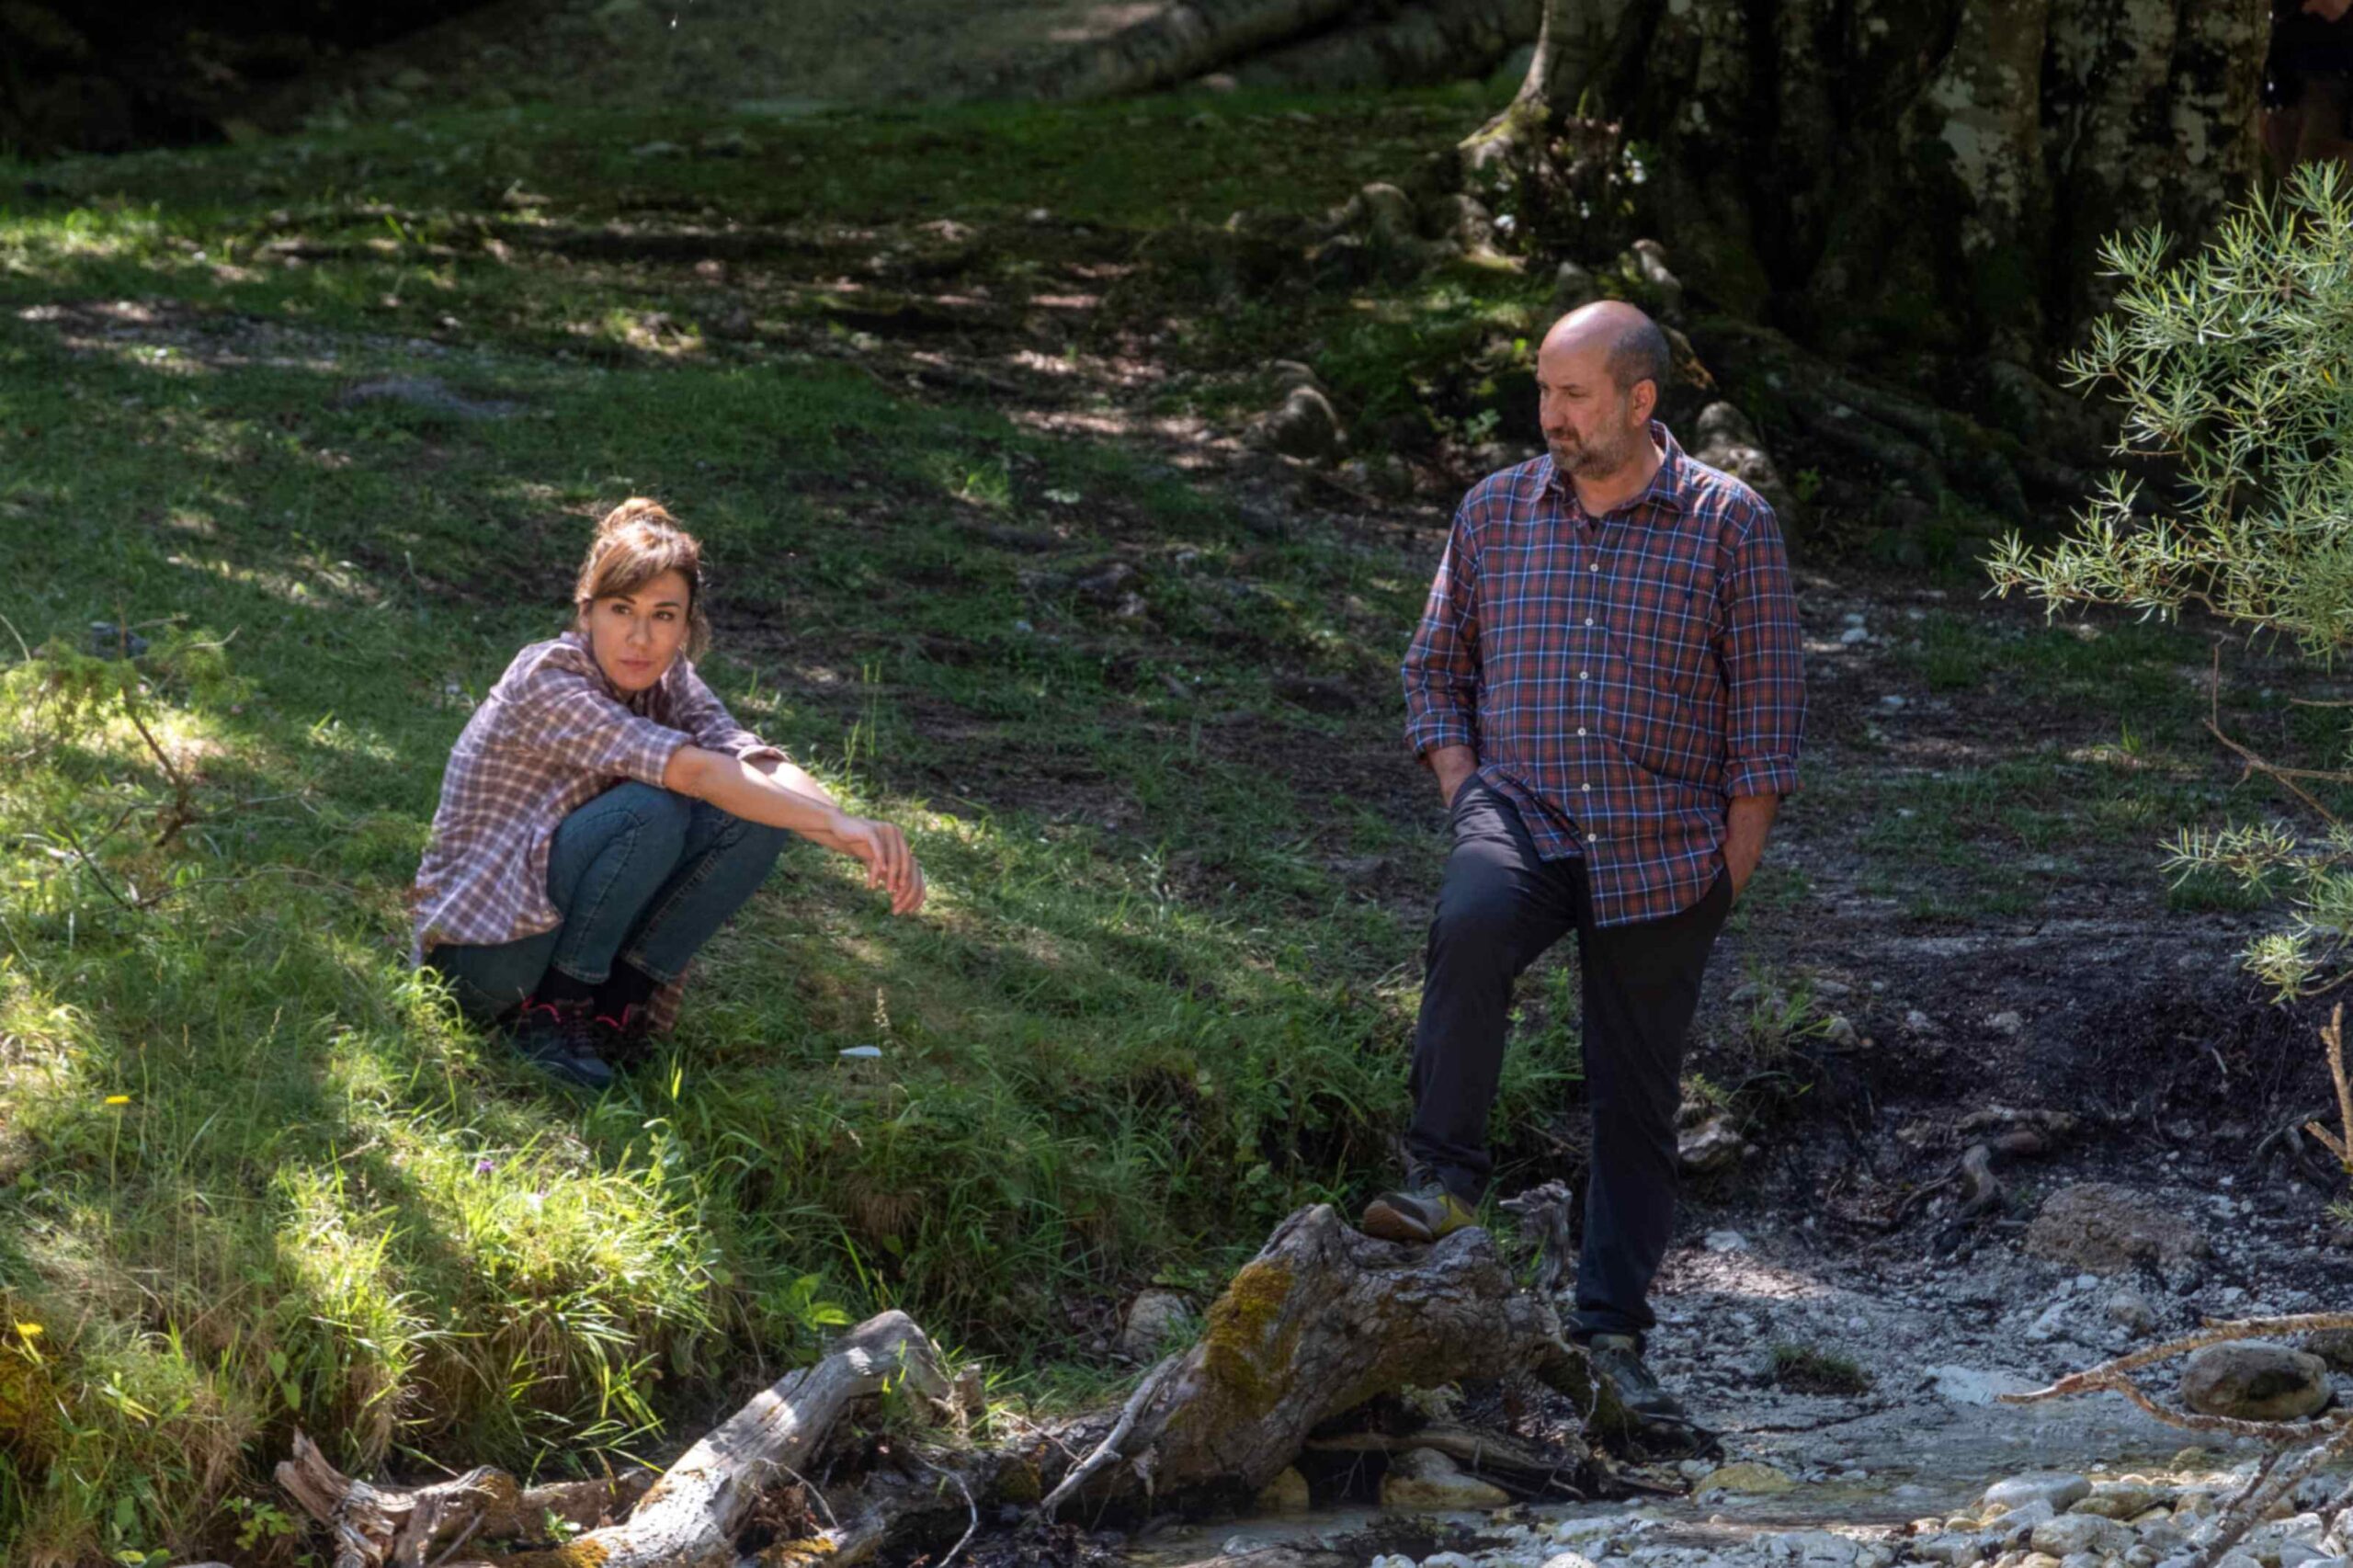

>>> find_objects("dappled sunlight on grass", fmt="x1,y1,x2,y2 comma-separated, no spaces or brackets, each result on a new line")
0,89,1545,1558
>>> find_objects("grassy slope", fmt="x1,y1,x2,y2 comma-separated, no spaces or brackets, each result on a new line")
0,91,1597,1565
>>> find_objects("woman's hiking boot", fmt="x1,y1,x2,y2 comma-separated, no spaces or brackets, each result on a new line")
1584,1334,1687,1419
1358,1169,1480,1244
506,998,616,1090
591,1003,656,1073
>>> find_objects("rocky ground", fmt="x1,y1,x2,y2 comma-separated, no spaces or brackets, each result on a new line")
1120,1179,2353,1568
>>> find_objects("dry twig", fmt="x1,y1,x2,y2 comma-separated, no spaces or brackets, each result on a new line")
2302,1005,2353,1171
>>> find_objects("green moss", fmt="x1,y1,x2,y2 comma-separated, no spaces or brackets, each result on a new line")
1194,1260,1299,1421
992,1457,1044,1505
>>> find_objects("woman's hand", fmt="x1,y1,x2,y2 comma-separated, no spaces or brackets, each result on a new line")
829,813,927,915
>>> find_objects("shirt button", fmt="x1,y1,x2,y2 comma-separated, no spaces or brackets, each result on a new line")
1588,562,1599,573
1584,617,1595,626
1576,726,1587,736
1578,671,1589,681
1581,782,1591,793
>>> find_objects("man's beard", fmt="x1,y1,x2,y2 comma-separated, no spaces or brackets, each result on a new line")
1549,423,1638,477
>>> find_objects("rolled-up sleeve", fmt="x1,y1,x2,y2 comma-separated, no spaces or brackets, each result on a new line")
1717,502,1805,800
670,662,790,767
505,652,689,787
1402,508,1483,759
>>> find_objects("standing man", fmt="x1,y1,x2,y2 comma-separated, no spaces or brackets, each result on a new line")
1364,301,1804,1417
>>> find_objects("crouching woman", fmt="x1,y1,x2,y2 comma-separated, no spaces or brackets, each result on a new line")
411,498,925,1087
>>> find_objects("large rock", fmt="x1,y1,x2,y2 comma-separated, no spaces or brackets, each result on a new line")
2030,1515,2133,1558
1987,1474,2092,1513
2073,1482,2165,1519
1689,401,1798,521
1247,385,1345,462
1380,1446,1510,1511
1550,261,1600,319
1678,1113,1750,1176
1763,1530,1859,1565
2024,1184,2213,1274
2305,1328,2353,1374
2179,1343,2331,1422
1118,1289,1194,1360
1703,1461,1798,1494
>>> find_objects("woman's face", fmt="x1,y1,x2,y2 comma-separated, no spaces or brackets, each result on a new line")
583,568,692,693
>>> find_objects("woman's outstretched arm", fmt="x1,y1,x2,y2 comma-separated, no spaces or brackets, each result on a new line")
663,744,926,914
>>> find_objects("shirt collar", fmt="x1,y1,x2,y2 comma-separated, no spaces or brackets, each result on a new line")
1540,419,1688,522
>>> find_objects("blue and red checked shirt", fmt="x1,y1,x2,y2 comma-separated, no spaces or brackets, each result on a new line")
1401,422,1805,926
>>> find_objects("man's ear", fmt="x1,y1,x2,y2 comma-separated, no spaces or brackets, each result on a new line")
1632,378,1660,426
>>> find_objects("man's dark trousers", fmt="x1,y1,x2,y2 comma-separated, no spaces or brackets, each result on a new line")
1407,778,1731,1343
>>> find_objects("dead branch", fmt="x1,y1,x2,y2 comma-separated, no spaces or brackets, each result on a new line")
502,1311,952,1568
2003,1313,2353,1439
2208,645,2348,828
276,1435,648,1568
2303,1004,2353,1171
1302,1426,1585,1494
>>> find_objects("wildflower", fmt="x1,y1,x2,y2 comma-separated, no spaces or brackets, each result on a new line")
474,1156,495,1176
104,1095,130,1106
13,1323,40,1340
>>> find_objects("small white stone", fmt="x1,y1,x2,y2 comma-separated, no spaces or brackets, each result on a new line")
1706,1230,1751,1252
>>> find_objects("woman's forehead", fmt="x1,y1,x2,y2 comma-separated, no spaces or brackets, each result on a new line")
601,567,694,603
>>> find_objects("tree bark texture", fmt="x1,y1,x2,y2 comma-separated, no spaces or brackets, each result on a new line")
1506,0,2266,366
1037,1203,1602,1513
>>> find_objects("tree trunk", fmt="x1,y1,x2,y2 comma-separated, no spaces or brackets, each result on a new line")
1483,0,2266,372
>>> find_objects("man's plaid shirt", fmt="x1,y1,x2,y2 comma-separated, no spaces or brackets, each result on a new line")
412,632,786,1002
1402,422,1804,926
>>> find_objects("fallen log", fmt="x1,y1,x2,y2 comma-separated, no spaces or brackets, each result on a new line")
275,1437,652,1568
1034,1202,1610,1518
279,1311,953,1568
497,1311,953,1568
278,1210,1617,1566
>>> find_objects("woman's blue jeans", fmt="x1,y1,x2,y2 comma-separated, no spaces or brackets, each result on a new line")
431,783,789,1017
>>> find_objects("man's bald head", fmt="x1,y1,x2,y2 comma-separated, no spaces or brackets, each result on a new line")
1534,300,1669,485
1541,301,1671,409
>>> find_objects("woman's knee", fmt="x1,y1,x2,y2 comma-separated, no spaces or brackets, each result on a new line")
602,781,696,846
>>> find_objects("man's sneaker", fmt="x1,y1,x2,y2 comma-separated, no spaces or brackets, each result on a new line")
506,999,616,1091
1360,1174,1480,1244
1585,1333,1687,1419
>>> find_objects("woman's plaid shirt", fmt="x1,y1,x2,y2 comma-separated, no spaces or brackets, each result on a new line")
1402,423,1804,926
411,632,786,964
